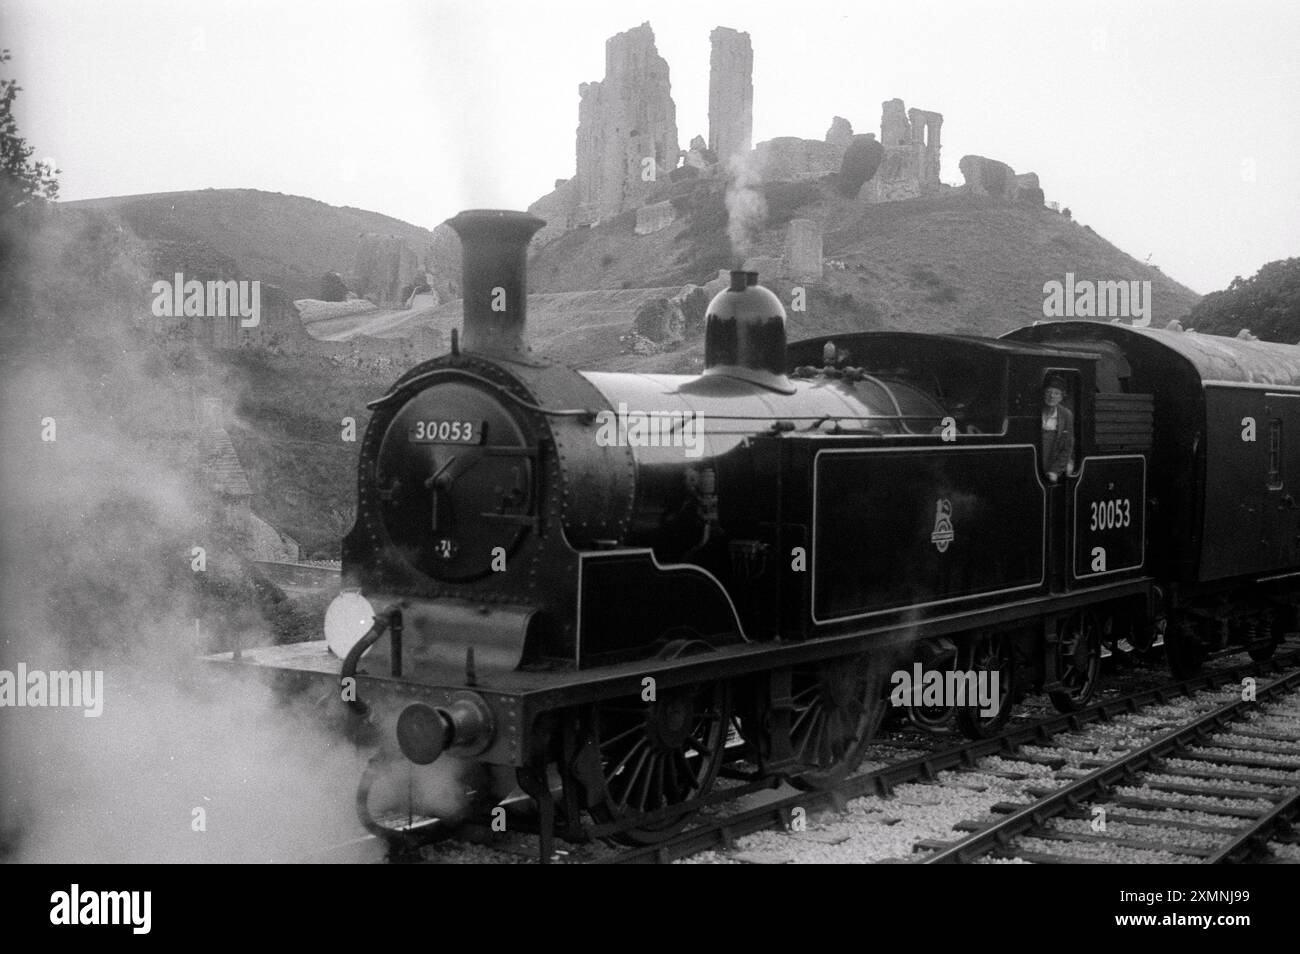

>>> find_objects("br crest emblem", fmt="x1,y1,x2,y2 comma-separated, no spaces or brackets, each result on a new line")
931,498,954,553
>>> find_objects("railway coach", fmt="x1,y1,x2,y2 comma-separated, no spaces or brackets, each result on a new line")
1007,320,1300,677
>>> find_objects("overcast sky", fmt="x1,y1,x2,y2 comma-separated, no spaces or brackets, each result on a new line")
5,0,1298,293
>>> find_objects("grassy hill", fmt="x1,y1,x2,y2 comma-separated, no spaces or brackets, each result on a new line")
63,188,458,302
527,178,1201,354
55,183,1200,373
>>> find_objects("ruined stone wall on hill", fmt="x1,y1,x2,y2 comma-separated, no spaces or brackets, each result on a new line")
753,137,846,181
825,116,854,149
533,22,1048,252
709,27,753,165
960,156,1045,205
784,219,823,281
574,22,679,224
635,200,676,235
859,99,943,203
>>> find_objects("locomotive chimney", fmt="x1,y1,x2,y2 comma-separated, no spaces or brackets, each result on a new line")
446,209,545,360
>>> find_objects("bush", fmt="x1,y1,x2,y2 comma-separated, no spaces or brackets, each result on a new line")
763,181,822,227
907,264,960,304
837,135,884,197
318,271,349,301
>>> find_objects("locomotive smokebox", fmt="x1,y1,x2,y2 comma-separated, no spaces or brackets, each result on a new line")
704,270,793,393
446,209,545,360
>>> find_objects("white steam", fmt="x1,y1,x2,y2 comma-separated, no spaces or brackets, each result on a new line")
724,153,767,263
0,265,463,862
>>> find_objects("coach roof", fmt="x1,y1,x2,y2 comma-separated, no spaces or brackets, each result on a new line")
1003,321,1300,389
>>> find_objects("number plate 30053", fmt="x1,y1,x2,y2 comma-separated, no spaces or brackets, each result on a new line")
408,420,485,444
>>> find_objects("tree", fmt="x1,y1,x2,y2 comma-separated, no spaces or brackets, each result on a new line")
1189,258,1300,342
837,135,884,198
1,50,60,214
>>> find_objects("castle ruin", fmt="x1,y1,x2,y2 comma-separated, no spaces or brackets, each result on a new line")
708,27,753,165
858,99,944,202
574,22,679,225
529,22,1047,278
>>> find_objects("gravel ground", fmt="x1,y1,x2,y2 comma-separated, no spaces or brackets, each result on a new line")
1269,842,1300,862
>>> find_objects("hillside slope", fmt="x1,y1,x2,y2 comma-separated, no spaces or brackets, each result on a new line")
64,189,459,302
526,179,1201,355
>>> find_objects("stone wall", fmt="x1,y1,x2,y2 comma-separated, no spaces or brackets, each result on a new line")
959,156,1044,205
859,98,943,203
683,135,715,171
529,22,1053,253
858,161,921,202
635,200,677,235
1012,172,1045,205
825,116,854,149
574,22,679,224
709,27,753,165
784,218,823,281
753,136,845,181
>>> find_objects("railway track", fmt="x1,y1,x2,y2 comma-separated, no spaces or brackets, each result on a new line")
607,650,1300,864
920,667,1300,864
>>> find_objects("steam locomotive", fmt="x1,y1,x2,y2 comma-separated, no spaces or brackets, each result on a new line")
215,209,1300,853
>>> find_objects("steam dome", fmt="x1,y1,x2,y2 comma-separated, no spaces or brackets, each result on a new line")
703,271,792,392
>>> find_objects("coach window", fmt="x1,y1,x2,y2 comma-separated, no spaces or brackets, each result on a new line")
1268,419,1283,489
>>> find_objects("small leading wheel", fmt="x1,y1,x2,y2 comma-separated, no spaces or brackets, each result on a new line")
788,654,890,791
1049,611,1102,712
955,631,1015,738
587,677,732,845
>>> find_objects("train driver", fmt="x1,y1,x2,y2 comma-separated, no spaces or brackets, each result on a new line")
1041,373,1075,483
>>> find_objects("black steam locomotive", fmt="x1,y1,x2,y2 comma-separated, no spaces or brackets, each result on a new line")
216,209,1300,852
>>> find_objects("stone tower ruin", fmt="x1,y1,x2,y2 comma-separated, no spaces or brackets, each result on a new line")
708,27,754,165
859,98,944,202
574,22,679,224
